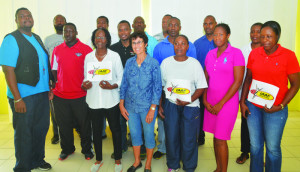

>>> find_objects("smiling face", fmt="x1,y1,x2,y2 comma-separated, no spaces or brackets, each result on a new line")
118,23,131,41
63,25,77,45
16,9,34,31
250,25,262,44
260,26,279,54
94,30,107,49
97,18,108,29
131,37,147,55
213,26,230,48
174,36,189,57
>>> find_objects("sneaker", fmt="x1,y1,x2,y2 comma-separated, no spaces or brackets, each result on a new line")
85,152,94,160
51,135,59,144
90,161,103,172
111,149,127,159
59,152,74,161
153,151,166,160
37,161,52,171
115,163,123,172
168,168,179,172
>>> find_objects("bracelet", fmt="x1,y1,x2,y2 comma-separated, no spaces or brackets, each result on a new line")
14,98,22,103
150,107,155,111
280,104,284,110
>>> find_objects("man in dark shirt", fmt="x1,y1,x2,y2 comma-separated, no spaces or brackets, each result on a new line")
110,20,135,159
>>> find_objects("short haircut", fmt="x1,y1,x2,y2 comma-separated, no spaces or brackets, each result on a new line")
167,17,181,26
251,22,263,29
91,28,111,49
118,20,131,29
174,34,190,45
53,14,66,23
97,16,109,25
215,23,231,35
261,21,281,41
164,14,172,18
133,16,145,24
204,15,216,23
129,31,148,53
15,7,29,19
64,23,77,32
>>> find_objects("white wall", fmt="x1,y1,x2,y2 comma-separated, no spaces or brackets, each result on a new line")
0,0,298,51
150,0,298,50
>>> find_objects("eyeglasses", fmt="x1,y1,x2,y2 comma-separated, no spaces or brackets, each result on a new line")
95,36,106,40
132,41,144,46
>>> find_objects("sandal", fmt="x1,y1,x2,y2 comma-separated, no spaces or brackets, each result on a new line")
236,153,249,164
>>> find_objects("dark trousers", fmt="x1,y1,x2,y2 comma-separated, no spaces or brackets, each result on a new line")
164,100,200,172
53,95,92,155
240,115,250,153
198,96,205,142
9,92,50,172
120,114,128,151
49,99,59,137
89,104,122,161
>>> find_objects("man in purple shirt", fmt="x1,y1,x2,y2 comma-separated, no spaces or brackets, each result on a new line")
193,15,217,146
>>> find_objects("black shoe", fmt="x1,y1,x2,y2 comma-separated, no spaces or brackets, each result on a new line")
85,152,94,160
127,162,142,172
59,152,74,161
51,135,59,144
153,151,165,160
102,135,107,139
37,161,52,171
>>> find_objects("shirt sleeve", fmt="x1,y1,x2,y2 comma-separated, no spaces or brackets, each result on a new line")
160,61,166,87
286,51,300,75
187,42,197,59
233,49,245,67
0,35,19,67
194,60,208,89
120,60,129,100
151,60,162,105
83,53,89,82
114,53,124,91
51,48,58,70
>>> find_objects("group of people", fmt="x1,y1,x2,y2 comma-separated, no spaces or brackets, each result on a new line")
0,7,299,172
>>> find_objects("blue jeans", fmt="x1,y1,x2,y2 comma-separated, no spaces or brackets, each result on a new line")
157,118,166,153
9,92,50,172
246,101,288,172
164,99,200,172
128,109,157,149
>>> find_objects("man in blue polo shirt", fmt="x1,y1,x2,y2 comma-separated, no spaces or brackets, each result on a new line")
0,7,53,171
152,16,197,160
193,15,217,146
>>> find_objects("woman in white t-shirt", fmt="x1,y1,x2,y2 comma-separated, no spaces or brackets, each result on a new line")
159,35,207,172
81,28,123,172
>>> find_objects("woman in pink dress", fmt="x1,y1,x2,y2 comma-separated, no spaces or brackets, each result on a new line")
203,23,245,172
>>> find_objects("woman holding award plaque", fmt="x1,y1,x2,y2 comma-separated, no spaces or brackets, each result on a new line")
120,31,162,172
159,35,207,172
240,21,300,172
82,28,124,172
203,23,245,172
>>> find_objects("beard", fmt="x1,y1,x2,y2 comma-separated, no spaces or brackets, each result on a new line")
54,25,64,32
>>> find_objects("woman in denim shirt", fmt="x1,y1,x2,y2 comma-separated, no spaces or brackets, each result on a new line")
120,31,162,172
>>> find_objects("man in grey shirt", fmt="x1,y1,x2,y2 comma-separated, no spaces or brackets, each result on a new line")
44,14,66,144
153,14,172,42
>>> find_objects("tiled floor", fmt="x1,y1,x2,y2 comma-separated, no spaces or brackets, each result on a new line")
0,111,300,172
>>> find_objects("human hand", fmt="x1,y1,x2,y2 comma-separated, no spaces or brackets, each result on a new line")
158,105,165,119
176,99,189,106
146,108,155,124
82,81,93,90
240,102,251,119
120,104,129,120
99,80,114,89
14,99,26,113
263,104,282,113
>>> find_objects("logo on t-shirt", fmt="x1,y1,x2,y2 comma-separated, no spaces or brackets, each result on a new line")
167,83,190,96
223,57,227,64
75,53,82,57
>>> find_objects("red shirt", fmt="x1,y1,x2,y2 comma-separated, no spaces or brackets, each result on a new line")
51,39,93,99
247,44,300,106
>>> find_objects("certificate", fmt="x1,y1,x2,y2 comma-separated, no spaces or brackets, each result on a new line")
165,79,192,102
247,79,279,108
86,61,112,81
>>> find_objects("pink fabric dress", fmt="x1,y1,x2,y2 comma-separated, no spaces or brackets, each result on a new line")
203,44,245,140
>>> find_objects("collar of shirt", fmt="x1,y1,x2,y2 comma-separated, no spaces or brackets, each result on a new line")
62,38,81,48
258,44,283,57
132,54,152,67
